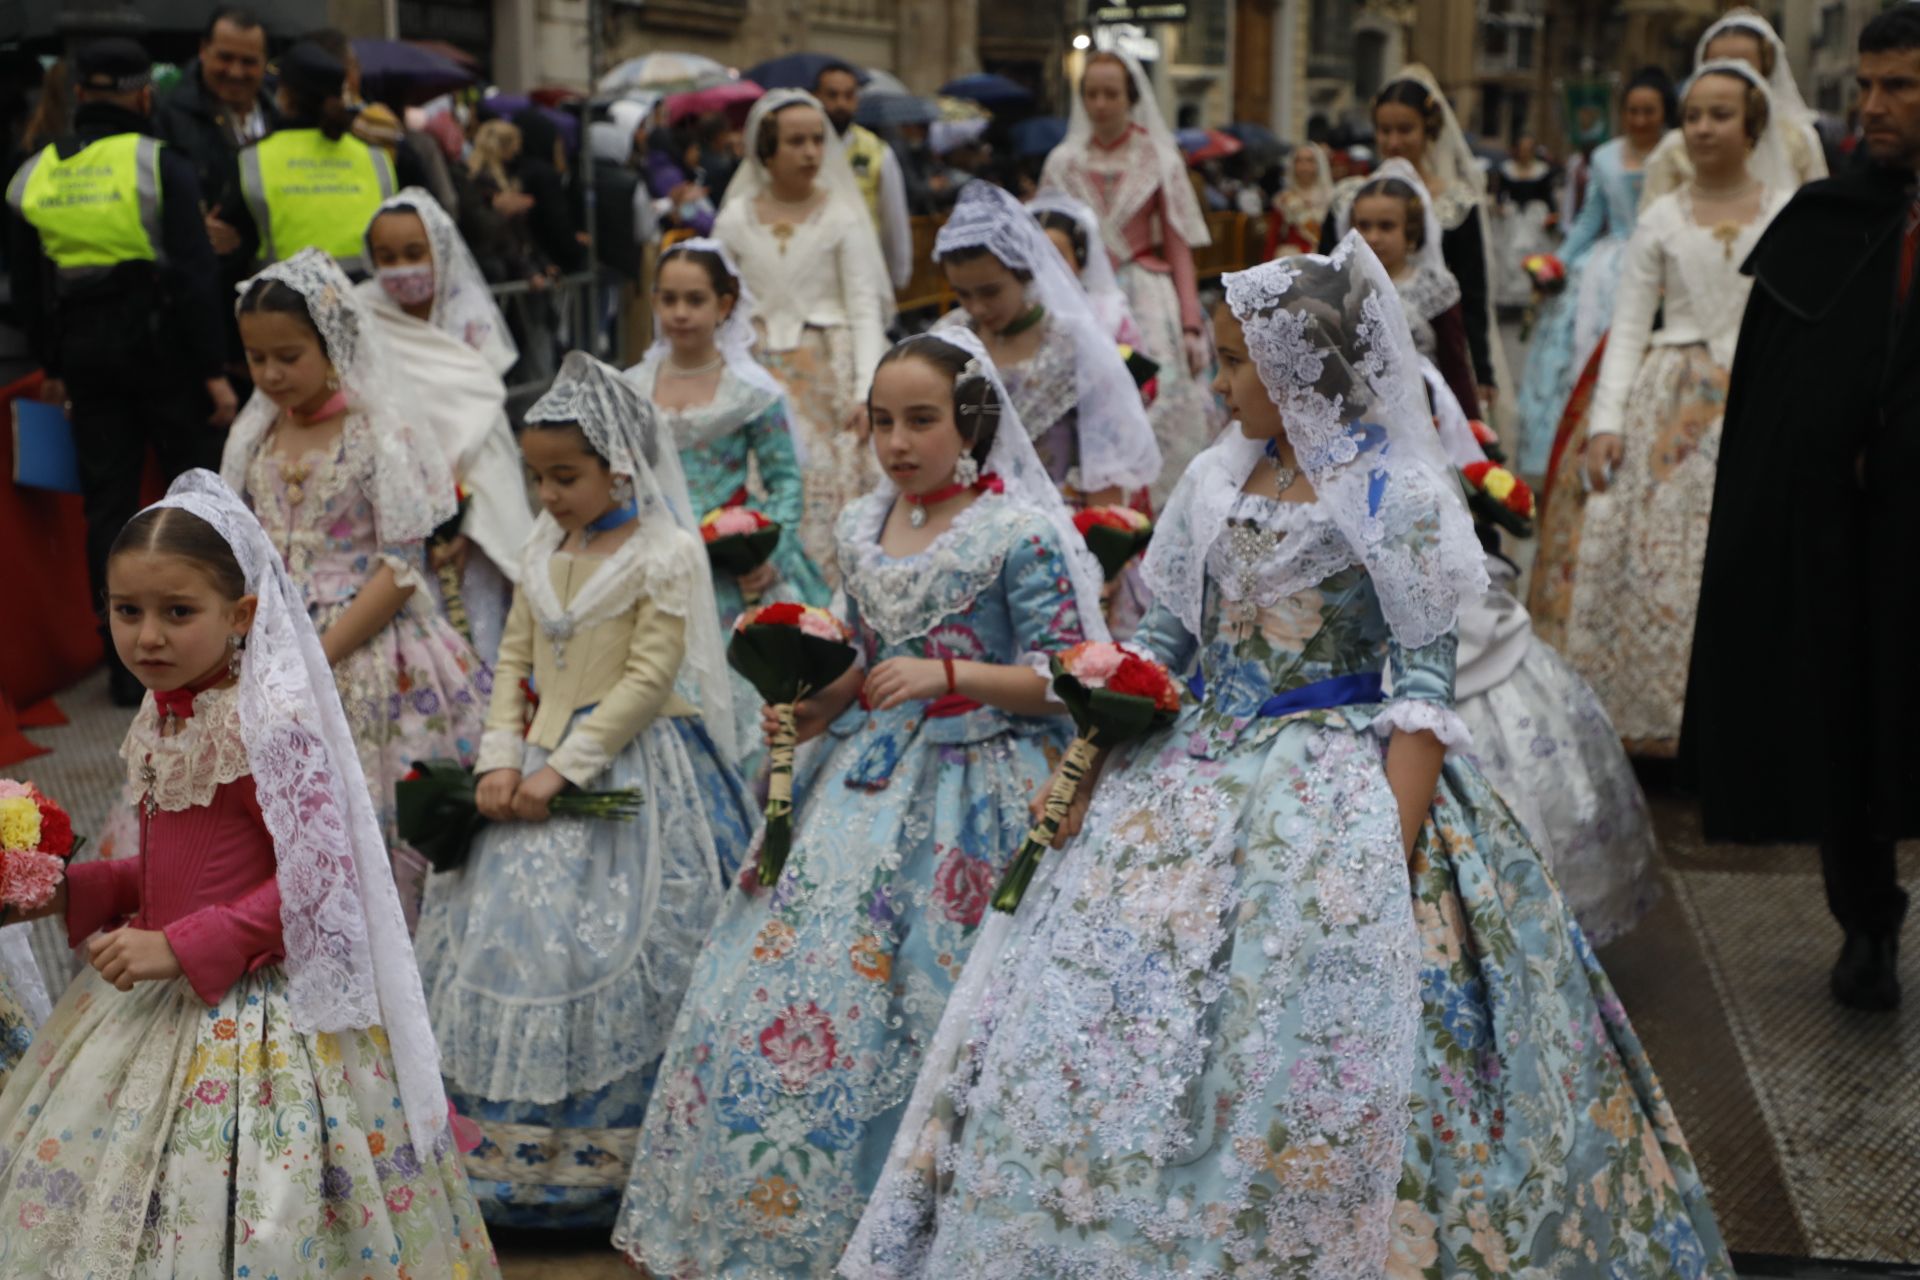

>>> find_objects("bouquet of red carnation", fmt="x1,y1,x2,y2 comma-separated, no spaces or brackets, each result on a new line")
395,759,644,873
1522,252,1566,295
1117,342,1160,404
991,642,1182,913
1072,506,1154,582
700,505,783,604
1462,460,1536,539
0,780,82,921
727,602,859,889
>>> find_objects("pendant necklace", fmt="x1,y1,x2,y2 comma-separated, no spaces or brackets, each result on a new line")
903,478,973,528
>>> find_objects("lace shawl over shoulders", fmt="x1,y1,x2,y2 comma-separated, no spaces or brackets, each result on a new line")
121,683,252,813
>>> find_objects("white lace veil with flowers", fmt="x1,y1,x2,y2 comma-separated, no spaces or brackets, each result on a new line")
222,247,458,549
721,89,896,326
1332,156,1461,322
365,187,519,376
1048,46,1210,260
934,181,1162,493
1143,234,1487,650
150,469,452,1153
1695,8,1814,126
1026,188,1133,342
858,328,1108,646
520,352,737,762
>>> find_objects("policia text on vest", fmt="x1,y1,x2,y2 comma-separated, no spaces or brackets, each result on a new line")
240,127,394,271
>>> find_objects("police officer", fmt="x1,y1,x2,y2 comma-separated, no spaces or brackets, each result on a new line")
232,40,394,273
6,37,235,706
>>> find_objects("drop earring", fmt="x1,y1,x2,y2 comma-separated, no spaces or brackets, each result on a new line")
326,369,341,391
953,451,980,488
227,633,243,680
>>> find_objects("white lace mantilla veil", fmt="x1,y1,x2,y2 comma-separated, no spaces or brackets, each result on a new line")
520,352,738,762
1049,45,1211,261
934,181,1162,493
721,88,897,326
856,327,1110,648
149,469,452,1152
629,236,798,459
1025,188,1132,342
366,187,519,376
1683,59,1795,194
1333,156,1462,321
1697,9,1815,127
221,247,458,546
1145,233,1488,650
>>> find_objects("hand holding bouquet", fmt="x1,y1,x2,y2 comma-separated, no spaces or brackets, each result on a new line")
700,505,782,604
991,642,1181,913
1462,460,1536,539
727,602,859,889
396,760,643,873
1072,506,1154,583
0,780,81,920
1522,252,1567,296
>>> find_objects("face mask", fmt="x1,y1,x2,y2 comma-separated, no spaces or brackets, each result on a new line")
378,264,435,307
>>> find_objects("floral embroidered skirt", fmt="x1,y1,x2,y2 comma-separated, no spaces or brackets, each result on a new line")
613,718,1061,1278
758,327,879,592
0,965,499,1278
842,707,1729,1279
1458,631,1660,946
418,713,752,1229
1563,343,1727,754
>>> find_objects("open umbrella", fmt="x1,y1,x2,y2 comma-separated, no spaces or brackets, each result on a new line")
352,38,475,108
938,73,1032,110
599,52,730,96
1177,127,1243,164
856,93,942,129
937,95,990,122
405,39,479,70
478,94,581,154
861,69,911,98
1010,115,1067,157
745,52,869,92
1221,121,1281,153
665,78,763,126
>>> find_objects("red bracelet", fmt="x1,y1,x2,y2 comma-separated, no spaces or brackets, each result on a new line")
943,656,956,695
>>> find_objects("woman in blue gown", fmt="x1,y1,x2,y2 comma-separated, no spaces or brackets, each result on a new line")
613,329,1108,1277
843,240,1730,1280
1513,68,1674,475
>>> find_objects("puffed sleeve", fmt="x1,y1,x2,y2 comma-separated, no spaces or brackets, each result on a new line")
476,587,536,775
1131,600,1200,677
64,856,143,948
1587,211,1665,439
1001,524,1090,665
745,401,806,531
1374,629,1472,752
545,555,693,787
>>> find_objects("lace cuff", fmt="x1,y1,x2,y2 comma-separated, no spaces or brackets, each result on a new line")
476,728,526,777
1372,698,1473,752
379,548,431,594
1017,651,1064,705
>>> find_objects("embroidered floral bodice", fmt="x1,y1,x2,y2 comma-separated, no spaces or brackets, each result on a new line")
245,414,430,607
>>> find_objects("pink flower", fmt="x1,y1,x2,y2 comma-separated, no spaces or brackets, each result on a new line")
1064,641,1126,687
17,1202,43,1230
933,848,994,927
758,1002,838,1090
194,1079,228,1107
0,851,64,909
0,781,29,800
707,507,765,536
386,1186,414,1213
797,609,849,642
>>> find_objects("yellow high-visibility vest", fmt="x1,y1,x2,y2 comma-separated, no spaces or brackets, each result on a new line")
240,127,395,271
843,124,887,226
5,133,164,271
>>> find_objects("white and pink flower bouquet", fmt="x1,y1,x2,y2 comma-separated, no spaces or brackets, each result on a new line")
700,504,782,602
0,780,81,918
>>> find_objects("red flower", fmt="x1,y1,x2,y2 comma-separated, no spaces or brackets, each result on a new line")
30,794,72,858
1461,460,1494,486
932,847,994,926
1504,480,1535,517
1073,508,1132,535
1107,655,1179,710
751,602,806,628
758,1002,838,1090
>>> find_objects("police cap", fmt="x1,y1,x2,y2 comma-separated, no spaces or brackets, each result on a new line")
74,38,152,94
278,40,346,100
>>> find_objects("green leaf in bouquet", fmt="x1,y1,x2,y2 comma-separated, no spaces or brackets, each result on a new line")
1081,524,1139,583
727,624,858,706
395,759,487,874
705,525,784,578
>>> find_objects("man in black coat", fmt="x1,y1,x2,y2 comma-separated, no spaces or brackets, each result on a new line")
1683,5,1920,1011
152,6,279,264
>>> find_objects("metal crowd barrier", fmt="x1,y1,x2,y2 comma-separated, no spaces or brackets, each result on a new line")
490,269,635,420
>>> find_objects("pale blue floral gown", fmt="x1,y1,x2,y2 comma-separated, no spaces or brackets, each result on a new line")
843,486,1730,1279
1515,138,1646,474
613,489,1087,1278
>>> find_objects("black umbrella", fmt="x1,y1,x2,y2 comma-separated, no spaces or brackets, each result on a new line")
938,73,1033,110
1222,121,1282,153
352,38,476,108
745,52,869,92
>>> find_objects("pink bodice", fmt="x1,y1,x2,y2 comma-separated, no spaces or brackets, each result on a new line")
67,776,285,1006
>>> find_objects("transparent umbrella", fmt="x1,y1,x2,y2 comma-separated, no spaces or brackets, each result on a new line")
598,52,730,96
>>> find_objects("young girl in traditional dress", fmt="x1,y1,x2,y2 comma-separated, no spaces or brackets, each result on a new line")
715,89,893,586
613,330,1106,1278
843,239,1729,1279
1547,63,1790,757
222,248,490,922
361,189,535,664
628,238,830,762
415,352,753,1228
1043,49,1219,501
1027,190,1145,352
1268,140,1332,258
1,470,498,1277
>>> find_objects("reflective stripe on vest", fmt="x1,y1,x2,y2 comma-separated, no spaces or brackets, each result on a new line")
5,134,165,270
844,124,886,224
239,128,395,272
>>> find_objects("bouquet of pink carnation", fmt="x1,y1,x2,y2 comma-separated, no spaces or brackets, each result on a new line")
727,602,860,889
700,504,782,603
0,780,82,918
991,641,1181,912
